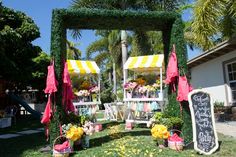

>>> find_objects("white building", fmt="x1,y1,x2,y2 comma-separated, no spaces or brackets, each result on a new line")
188,38,236,106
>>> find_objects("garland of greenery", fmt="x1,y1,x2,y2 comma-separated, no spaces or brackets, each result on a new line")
168,17,192,144
50,8,192,145
50,10,67,145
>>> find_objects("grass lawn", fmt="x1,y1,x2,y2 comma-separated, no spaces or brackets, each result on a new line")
0,120,236,157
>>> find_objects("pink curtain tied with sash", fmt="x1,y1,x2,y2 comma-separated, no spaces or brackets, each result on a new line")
62,62,75,113
165,45,179,85
41,63,58,124
177,75,193,102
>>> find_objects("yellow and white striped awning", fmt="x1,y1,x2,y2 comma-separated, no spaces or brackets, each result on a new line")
67,60,100,74
124,54,164,72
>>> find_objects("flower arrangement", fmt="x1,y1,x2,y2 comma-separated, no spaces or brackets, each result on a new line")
135,77,146,85
89,85,99,94
151,124,170,140
124,82,137,91
62,123,84,141
80,80,91,90
152,83,160,89
146,85,155,92
82,121,95,135
75,90,90,97
124,76,164,98
138,85,148,94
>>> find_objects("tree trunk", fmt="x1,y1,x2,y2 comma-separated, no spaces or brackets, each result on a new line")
121,30,128,84
108,71,112,85
112,61,117,100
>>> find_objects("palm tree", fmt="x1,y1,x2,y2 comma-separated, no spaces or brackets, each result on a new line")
71,0,186,11
86,30,122,98
191,0,236,51
66,40,82,60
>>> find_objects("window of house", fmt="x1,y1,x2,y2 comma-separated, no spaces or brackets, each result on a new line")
226,61,236,103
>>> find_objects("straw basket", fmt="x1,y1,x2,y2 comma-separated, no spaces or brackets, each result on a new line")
168,129,184,151
53,136,71,157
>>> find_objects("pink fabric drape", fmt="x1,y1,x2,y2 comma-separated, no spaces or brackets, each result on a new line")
41,63,58,125
54,140,70,151
165,45,179,85
177,75,193,102
62,62,75,112
44,64,58,94
41,96,52,124
169,133,183,142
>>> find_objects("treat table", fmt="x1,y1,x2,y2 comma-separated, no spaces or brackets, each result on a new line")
73,101,101,120
123,54,165,125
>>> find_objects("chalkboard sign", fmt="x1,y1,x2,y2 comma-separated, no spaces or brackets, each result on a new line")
188,89,219,155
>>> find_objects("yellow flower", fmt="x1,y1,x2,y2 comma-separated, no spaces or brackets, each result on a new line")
151,124,170,139
136,78,146,85
66,125,84,141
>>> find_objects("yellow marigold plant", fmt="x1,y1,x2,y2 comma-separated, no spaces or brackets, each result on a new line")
65,125,84,141
151,124,170,139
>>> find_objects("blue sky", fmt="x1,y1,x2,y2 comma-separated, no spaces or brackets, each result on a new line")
3,0,200,59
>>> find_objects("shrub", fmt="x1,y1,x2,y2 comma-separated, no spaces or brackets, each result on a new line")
152,112,183,130
214,101,224,113
169,117,183,129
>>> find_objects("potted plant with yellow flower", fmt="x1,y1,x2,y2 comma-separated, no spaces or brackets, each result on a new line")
62,123,84,150
151,124,170,148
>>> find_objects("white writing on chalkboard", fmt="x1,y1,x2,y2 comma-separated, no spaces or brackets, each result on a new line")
193,95,209,106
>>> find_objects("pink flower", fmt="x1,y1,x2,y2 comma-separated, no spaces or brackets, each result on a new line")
124,82,137,91
138,86,147,93
89,85,99,94
75,90,90,96
83,121,95,135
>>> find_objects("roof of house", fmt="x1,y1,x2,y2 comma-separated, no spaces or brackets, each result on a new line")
187,37,236,69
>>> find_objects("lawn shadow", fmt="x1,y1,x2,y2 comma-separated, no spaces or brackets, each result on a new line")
0,132,49,157
89,129,150,148
216,140,222,152
184,142,194,150
101,121,124,128
0,115,43,135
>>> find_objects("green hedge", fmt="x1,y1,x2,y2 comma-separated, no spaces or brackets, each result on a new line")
50,8,192,145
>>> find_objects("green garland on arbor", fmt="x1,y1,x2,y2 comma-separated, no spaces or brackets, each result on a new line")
50,10,67,145
167,17,192,144
50,8,192,145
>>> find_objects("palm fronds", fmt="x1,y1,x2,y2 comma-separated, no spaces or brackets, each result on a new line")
86,38,108,59
191,0,236,51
